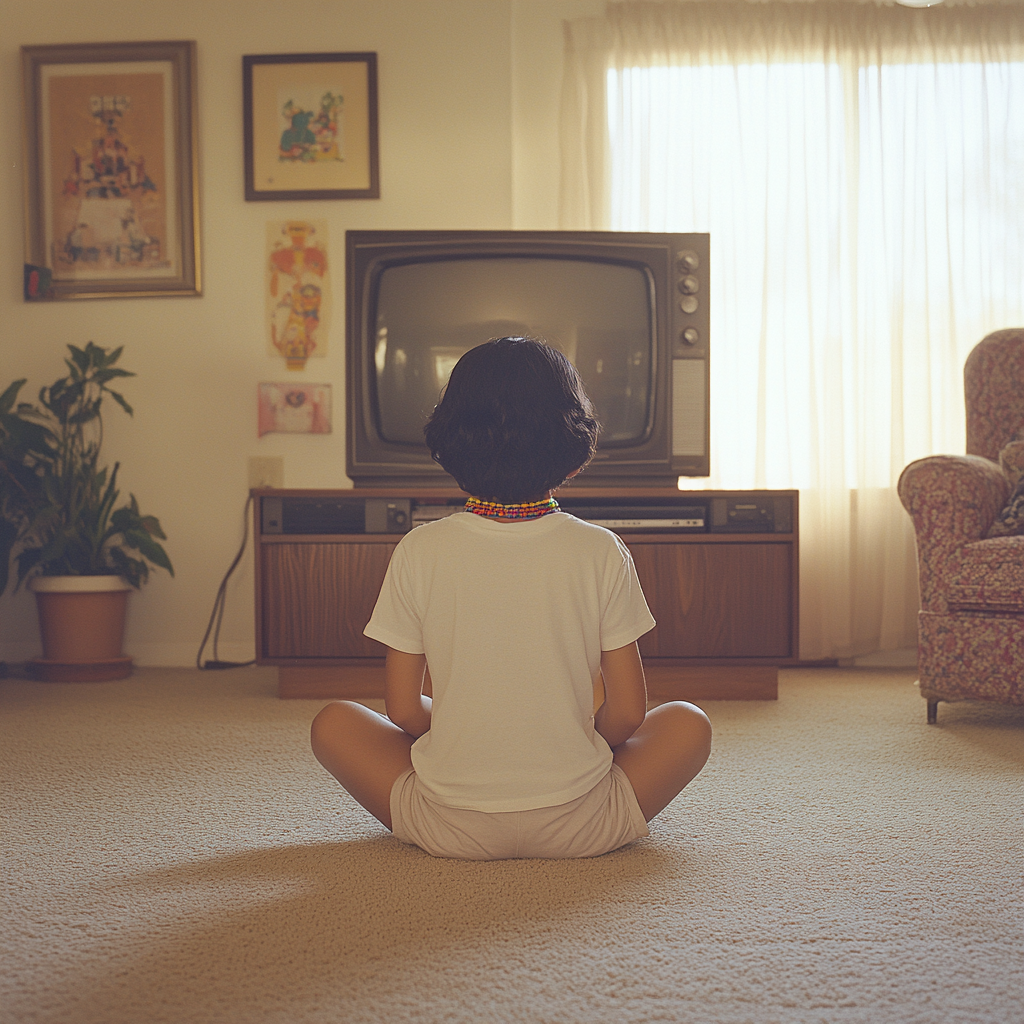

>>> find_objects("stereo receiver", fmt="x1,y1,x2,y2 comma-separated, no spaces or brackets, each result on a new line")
260,493,792,535
262,495,410,535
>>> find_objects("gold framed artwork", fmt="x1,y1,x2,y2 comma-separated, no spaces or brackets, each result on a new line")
243,52,380,201
21,41,201,301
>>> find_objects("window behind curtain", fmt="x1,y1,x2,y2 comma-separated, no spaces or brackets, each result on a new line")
607,57,1024,487
563,2,1024,659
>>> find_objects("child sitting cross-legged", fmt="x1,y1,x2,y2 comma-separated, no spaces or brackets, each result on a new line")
311,336,712,860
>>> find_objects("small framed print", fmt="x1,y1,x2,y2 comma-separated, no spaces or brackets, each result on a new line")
243,52,379,201
21,41,201,300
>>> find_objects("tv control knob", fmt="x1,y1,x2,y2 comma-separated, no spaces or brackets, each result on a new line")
681,327,700,346
678,275,699,295
676,250,700,272
680,296,698,315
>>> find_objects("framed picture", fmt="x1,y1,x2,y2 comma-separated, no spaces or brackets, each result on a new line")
243,52,379,201
21,41,201,301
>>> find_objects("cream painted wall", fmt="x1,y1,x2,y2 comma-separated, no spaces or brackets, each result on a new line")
1,0,596,666
511,0,606,228
7,0,988,666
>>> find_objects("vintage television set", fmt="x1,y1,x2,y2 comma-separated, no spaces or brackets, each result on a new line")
345,229,710,489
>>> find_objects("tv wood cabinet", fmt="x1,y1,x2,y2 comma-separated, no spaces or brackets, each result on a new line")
254,488,799,701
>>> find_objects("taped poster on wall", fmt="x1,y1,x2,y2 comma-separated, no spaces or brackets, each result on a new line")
266,220,330,369
257,383,332,436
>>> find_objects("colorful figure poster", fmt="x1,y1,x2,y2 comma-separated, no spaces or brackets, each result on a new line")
266,220,331,370
45,69,175,281
258,383,332,437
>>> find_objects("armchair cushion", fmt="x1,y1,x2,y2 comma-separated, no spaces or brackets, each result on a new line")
986,440,1024,538
947,536,1024,612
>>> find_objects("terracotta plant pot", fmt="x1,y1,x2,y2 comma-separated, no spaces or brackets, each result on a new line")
27,576,133,682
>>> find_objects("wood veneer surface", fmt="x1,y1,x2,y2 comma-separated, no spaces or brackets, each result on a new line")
628,543,792,658
261,543,395,659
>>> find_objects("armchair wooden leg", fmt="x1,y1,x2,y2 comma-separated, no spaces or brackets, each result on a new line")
927,700,938,725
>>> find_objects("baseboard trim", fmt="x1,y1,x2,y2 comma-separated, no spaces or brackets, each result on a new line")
279,664,388,699
645,664,777,701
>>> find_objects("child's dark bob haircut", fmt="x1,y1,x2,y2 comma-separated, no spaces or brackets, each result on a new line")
424,336,600,503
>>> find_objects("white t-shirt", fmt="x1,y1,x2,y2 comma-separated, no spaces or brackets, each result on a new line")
364,511,656,812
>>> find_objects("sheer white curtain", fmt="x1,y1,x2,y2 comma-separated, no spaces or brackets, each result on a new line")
560,0,1024,660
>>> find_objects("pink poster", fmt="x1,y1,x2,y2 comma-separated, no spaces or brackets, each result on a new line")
258,383,331,437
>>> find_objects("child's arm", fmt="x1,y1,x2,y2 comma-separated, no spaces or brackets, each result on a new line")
593,642,648,749
383,648,433,738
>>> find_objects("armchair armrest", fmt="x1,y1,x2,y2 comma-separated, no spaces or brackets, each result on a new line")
898,455,1010,611
898,455,1008,542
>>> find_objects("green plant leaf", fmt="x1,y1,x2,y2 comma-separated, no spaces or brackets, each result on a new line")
67,344,90,372
108,391,134,417
95,343,122,368
0,380,26,416
32,531,69,573
94,368,135,381
15,544,43,586
108,546,146,588
139,514,168,540
0,518,19,594
67,403,101,426
119,525,174,576
1,414,53,460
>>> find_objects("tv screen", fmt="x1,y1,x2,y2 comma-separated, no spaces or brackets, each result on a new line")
346,230,710,488
373,257,653,446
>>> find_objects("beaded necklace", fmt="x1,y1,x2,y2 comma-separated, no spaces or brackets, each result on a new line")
464,496,560,520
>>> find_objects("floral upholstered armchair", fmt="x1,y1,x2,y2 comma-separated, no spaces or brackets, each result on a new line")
898,328,1024,723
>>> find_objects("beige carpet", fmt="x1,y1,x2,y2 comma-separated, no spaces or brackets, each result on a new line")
1,666,1021,1024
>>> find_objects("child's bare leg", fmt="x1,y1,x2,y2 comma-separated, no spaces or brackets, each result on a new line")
310,701,415,830
612,701,712,821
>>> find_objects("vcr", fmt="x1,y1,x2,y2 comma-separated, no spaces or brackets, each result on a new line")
260,493,793,535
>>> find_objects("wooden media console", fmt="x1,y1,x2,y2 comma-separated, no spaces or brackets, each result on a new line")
254,488,799,701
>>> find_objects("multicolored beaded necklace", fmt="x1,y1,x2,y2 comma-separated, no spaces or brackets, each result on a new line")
464,496,560,520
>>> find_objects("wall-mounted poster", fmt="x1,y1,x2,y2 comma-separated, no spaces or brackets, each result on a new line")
244,52,379,201
266,220,331,369
21,41,200,300
258,383,332,437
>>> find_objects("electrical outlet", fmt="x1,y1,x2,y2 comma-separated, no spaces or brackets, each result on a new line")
248,456,284,489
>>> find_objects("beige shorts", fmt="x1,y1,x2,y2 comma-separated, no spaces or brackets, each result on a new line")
389,763,649,860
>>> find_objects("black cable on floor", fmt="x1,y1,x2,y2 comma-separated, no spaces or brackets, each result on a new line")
197,493,257,670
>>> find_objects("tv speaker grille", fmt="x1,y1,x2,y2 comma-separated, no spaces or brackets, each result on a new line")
672,359,706,457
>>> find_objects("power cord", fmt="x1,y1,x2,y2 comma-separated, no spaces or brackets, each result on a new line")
197,493,257,670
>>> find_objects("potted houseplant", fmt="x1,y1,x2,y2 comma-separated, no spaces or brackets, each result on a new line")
0,342,173,680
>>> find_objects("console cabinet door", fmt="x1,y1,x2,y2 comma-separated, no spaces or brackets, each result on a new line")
260,542,396,658
627,542,792,658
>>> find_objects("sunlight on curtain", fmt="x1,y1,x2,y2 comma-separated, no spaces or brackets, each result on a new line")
561,2,1024,660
